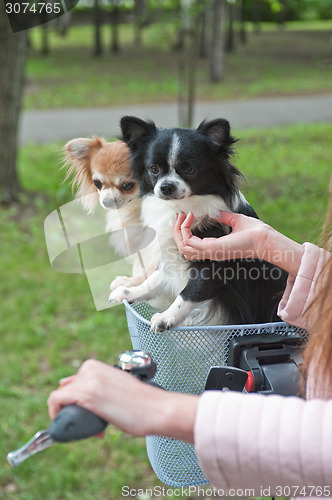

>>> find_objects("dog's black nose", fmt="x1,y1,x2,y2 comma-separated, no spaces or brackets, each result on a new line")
160,183,176,196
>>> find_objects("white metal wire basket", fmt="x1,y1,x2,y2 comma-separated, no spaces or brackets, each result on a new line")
123,300,308,487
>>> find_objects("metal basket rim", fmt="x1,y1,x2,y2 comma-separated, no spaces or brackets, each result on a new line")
123,299,292,333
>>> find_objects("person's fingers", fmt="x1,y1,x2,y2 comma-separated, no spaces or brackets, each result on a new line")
174,211,186,230
173,211,187,245
180,212,195,243
59,375,76,387
174,211,212,260
180,211,194,229
47,386,79,420
213,210,240,227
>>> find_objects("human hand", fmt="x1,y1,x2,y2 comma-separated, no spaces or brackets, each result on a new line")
173,211,269,262
173,211,304,276
48,359,198,442
49,360,160,437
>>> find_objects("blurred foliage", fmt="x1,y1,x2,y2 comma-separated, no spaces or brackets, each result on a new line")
24,22,332,110
70,0,332,21
244,0,332,21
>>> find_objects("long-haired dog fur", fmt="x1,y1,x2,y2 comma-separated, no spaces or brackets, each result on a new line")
109,116,288,332
63,137,160,289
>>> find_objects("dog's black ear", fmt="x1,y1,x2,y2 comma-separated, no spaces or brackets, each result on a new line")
197,119,236,149
198,119,242,198
120,116,157,149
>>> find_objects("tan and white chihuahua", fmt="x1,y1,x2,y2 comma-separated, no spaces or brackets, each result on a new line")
63,136,160,290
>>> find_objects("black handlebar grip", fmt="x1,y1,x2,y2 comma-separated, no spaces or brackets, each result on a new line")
49,404,108,442
49,351,159,442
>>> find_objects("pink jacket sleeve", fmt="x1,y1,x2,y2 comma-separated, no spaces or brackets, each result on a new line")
277,242,330,329
194,243,332,493
195,391,332,494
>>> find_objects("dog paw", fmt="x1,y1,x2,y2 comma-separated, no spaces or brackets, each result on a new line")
109,286,132,304
110,276,132,290
150,312,176,333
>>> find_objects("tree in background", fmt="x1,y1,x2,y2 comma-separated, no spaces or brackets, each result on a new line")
225,0,236,52
210,0,225,82
0,4,27,205
252,0,261,32
240,0,247,44
177,0,202,127
198,6,208,58
41,25,50,55
110,0,121,53
93,0,103,55
134,0,147,46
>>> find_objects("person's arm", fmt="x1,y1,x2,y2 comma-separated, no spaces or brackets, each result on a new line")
47,359,198,443
195,390,332,494
277,241,331,328
47,360,332,494
173,211,304,276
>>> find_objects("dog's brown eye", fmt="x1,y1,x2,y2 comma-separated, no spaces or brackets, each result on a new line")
149,164,159,176
93,180,102,190
121,182,135,192
184,166,197,176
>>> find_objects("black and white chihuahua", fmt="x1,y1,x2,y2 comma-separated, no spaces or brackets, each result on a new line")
109,116,287,332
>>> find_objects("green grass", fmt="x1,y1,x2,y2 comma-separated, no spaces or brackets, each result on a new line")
1,122,332,499
24,20,332,110
237,123,332,243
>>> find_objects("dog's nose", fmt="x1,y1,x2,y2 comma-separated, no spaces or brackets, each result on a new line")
102,197,116,209
160,183,176,196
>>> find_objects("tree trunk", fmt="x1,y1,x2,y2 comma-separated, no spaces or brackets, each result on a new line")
110,1,120,53
93,0,103,56
0,5,27,205
240,0,247,44
252,0,261,33
225,1,235,52
27,31,32,49
134,0,145,47
177,0,200,128
198,8,207,58
277,0,287,28
187,16,199,128
41,25,50,55
209,0,225,82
